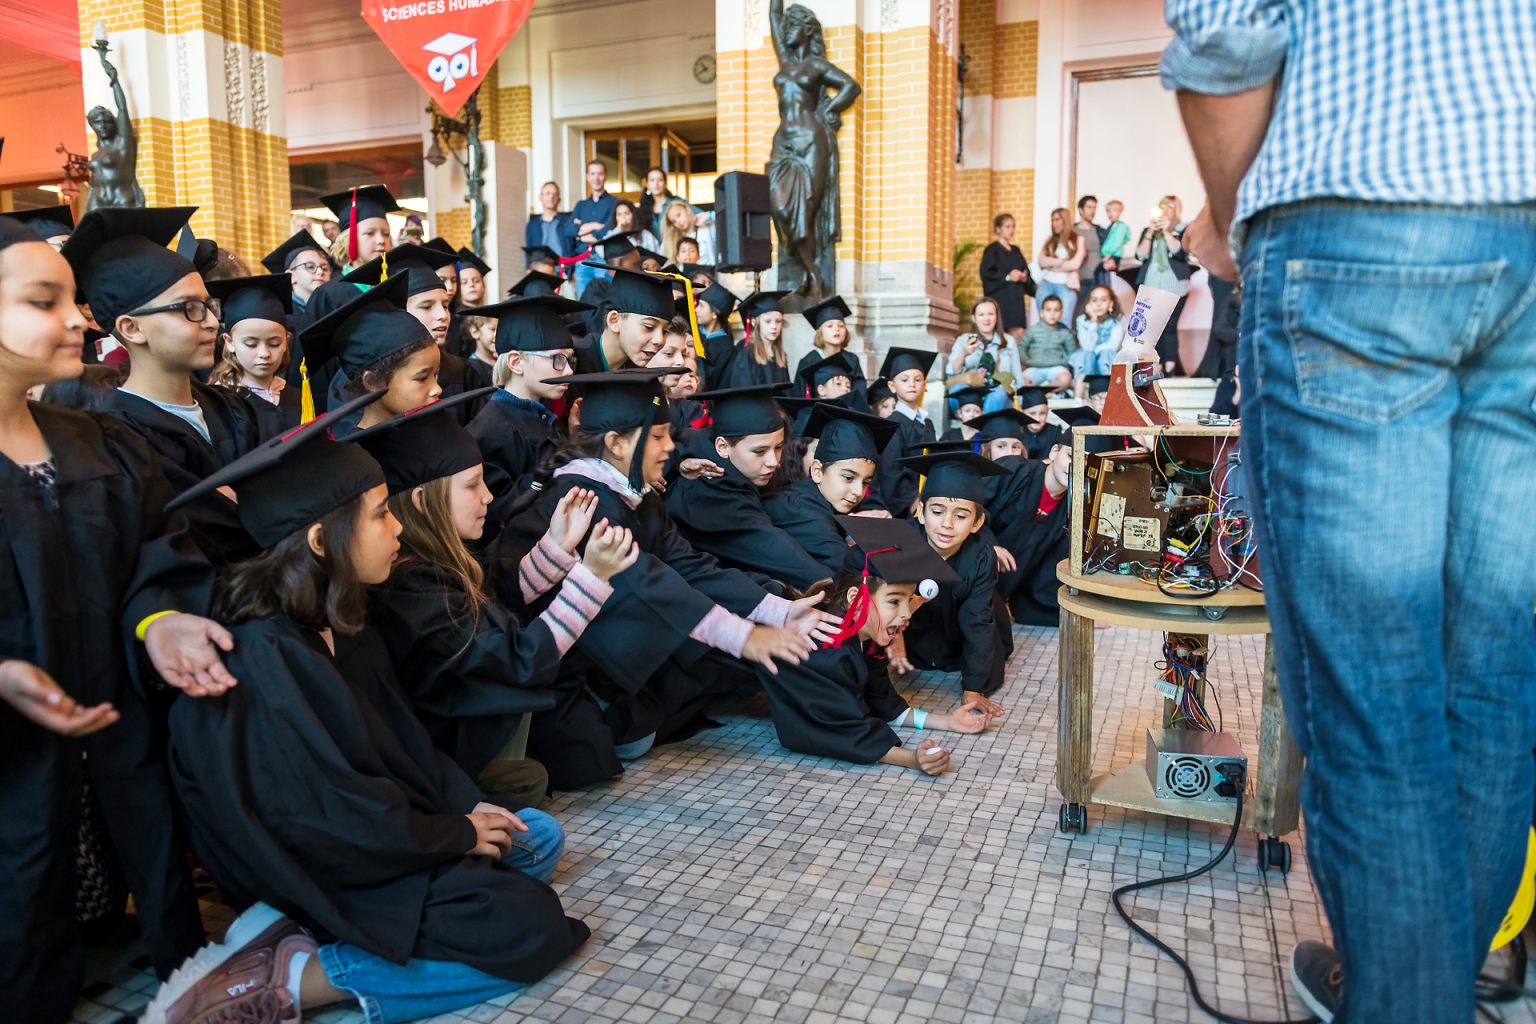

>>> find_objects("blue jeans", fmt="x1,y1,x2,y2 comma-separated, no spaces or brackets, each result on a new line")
319,808,565,1023
1240,200,1536,1022
1036,280,1077,322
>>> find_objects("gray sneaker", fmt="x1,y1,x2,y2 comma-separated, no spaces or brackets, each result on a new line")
1290,940,1343,1022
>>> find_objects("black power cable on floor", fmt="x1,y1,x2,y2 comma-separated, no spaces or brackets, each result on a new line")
1110,768,1320,1024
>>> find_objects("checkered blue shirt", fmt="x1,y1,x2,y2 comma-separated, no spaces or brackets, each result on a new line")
1160,1,1536,230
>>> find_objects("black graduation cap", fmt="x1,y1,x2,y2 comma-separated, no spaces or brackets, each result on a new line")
318,185,402,230
300,274,429,378
261,230,328,274
1085,374,1110,397
802,295,852,329
461,294,593,354
547,368,673,490
878,346,937,381
165,390,389,547
867,377,894,405
421,236,457,258
590,265,673,319
0,216,42,253
636,246,666,268
1016,386,1050,410
62,206,199,325
835,515,961,586
695,384,789,437
1055,405,1101,427
207,273,293,330
774,395,821,436
697,282,739,319
586,234,634,259
739,290,788,320
455,247,491,276
1,206,75,241
680,263,716,281
900,450,1010,505
971,408,1033,442
904,439,978,455
797,352,858,395
343,242,457,282
947,385,990,411
803,403,899,465
507,269,563,298
346,388,495,494
522,244,559,266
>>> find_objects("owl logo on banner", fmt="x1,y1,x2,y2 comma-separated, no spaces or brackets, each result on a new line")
361,0,533,118
424,32,478,92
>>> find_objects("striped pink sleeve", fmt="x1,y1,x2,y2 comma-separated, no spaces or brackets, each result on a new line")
535,562,613,655
747,594,793,627
519,532,579,605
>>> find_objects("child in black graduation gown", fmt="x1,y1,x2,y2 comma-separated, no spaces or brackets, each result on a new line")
497,369,832,788
572,264,674,373
889,451,1016,717
149,392,589,1024
206,273,304,437
352,389,637,810
982,435,1074,625
764,401,898,577
755,516,992,773
793,295,868,406
874,347,939,517
462,295,591,526
711,290,792,390
665,385,831,590
0,219,240,1022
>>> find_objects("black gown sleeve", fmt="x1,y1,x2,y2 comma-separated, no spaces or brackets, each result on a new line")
666,472,829,591
755,645,905,764
952,541,1005,695
979,242,1007,298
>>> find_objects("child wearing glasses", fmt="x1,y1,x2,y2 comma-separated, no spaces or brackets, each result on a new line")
465,294,591,527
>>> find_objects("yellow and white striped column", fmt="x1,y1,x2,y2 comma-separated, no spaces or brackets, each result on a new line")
77,0,290,263
953,0,1038,309
715,0,962,351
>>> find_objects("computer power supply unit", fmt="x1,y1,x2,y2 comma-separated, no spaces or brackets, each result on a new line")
1146,729,1246,802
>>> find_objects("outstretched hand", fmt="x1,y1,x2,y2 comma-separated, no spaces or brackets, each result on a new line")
678,458,725,481
548,487,598,554
783,591,841,645
144,613,238,696
0,660,119,736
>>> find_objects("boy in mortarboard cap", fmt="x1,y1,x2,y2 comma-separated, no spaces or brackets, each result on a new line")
796,351,858,402
753,514,991,773
872,346,939,517
455,247,491,306
572,265,675,374
461,294,593,523
66,207,265,538
1,205,75,248
317,184,402,267
941,384,990,442
205,273,302,436
893,450,1014,714
763,402,899,576
261,229,331,325
523,244,560,276
1013,385,1071,458
868,377,896,418
664,384,829,590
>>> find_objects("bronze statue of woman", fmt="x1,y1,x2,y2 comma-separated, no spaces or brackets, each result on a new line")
768,0,860,298
85,37,145,212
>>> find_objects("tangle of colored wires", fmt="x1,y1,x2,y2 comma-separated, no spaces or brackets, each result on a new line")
1159,634,1215,732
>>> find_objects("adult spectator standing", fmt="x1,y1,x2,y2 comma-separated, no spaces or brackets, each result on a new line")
1073,195,1104,312
1036,207,1085,322
979,213,1035,344
641,166,677,237
1133,195,1191,373
1166,3,1536,1022
571,159,618,294
524,180,574,264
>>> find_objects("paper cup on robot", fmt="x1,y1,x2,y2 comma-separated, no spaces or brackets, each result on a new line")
1113,285,1179,363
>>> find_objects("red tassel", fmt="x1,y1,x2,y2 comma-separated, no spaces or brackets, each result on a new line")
347,187,359,263
821,545,897,649
556,250,591,280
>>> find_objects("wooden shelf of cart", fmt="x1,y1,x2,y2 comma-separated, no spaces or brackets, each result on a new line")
1052,569,1303,871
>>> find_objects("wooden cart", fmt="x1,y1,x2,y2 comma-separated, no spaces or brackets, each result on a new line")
1054,424,1304,871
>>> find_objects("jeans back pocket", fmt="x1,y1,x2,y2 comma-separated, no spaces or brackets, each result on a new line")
1281,258,1504,423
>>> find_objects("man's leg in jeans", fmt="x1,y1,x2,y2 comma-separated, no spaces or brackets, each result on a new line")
1240,200,1536,1022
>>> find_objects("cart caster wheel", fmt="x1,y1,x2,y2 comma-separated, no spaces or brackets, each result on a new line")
1059,803,1088,834
1258,835,1291,874
1203,605,1227,621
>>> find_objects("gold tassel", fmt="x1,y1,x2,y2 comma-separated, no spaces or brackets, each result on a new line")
652,269,704,358
299,358,316,424
378,250,389,284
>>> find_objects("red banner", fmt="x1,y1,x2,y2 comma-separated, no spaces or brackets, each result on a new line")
361,0,533,117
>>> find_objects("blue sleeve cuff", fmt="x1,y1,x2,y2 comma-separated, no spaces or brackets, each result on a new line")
1160,22,1289,95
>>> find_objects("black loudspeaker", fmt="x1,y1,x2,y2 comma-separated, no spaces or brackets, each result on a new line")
714,171,773,272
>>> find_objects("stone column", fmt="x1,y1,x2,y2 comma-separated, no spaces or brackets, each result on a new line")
715,0,963,376
77,0,291,263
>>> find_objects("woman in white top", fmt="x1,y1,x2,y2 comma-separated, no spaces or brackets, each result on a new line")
945,297,1022,415
660,199,717,265
1036,207,1085,322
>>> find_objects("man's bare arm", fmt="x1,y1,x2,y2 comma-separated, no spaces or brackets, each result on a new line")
1175,83,1276,277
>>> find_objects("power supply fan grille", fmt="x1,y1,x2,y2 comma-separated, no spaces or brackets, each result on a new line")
1164,757,1212,798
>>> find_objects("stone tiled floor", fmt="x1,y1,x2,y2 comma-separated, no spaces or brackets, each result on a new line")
74,624,1535,1023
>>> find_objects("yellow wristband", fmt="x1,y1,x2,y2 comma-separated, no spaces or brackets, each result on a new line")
135,610,178,642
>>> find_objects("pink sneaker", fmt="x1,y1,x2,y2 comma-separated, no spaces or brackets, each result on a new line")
140,903,315,1024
